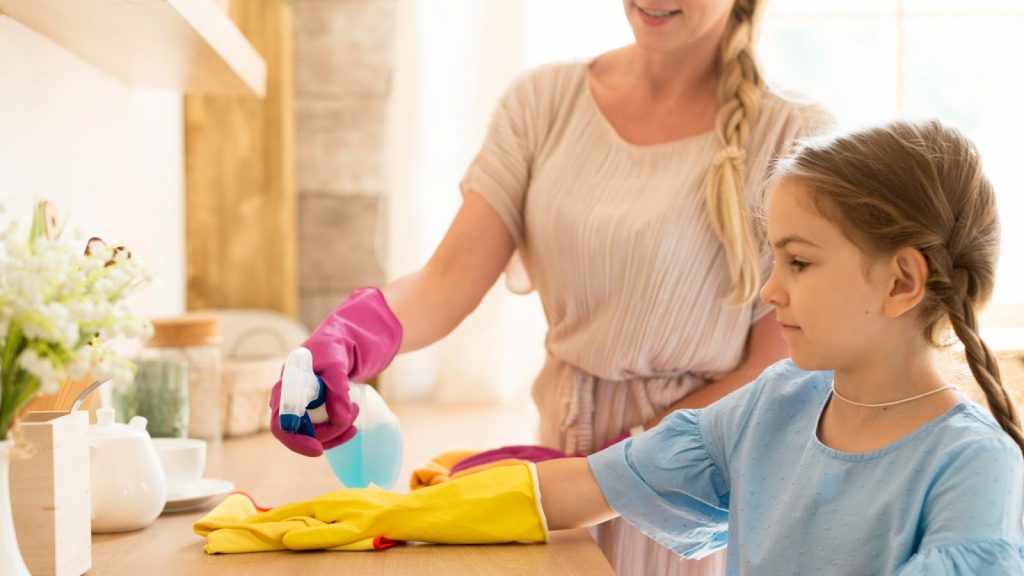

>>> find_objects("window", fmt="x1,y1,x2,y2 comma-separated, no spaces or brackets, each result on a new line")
762,0,1024,305
521,0,1024,307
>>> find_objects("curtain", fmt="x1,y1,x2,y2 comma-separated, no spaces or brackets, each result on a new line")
379,1,634,404
380,0,538,404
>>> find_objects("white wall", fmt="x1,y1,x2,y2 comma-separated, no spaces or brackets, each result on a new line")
382,0,549,403
0,17,185,318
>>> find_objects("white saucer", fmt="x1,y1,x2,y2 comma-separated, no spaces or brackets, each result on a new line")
162,478,235,513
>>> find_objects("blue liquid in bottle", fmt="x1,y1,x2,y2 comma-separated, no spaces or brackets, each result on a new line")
323,383,403,489
325,423,403,489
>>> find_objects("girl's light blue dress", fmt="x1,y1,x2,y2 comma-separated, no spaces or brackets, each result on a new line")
588,359,1024,575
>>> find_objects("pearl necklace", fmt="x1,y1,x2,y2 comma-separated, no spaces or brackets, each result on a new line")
830,383,956,408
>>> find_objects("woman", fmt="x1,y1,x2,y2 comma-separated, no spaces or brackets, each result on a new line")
271,1,833,573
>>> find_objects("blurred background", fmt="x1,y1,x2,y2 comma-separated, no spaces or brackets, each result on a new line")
0,0,1021,428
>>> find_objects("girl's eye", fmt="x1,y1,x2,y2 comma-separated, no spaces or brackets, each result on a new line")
789,258,809,272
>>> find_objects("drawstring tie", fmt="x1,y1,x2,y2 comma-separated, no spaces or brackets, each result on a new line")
559,369,679,455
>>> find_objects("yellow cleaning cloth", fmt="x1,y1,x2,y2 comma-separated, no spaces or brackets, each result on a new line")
194,463,548,554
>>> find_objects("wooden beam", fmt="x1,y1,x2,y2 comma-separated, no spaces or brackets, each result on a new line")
0,0,266,96
185,0,296,316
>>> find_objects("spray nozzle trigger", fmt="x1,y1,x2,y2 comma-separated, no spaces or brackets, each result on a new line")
280,347,328,435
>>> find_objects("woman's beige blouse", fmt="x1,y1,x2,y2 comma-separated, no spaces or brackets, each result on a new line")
461,61,834,453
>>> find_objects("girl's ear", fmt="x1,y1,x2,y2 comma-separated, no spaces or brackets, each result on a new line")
883,247,929,318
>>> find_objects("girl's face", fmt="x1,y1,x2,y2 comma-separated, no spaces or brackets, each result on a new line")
760,180,893,372
621,0,736,54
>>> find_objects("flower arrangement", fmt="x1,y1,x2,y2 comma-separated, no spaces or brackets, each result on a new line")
0,201,152,439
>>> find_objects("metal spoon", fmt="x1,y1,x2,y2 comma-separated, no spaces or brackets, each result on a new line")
70,378,110,411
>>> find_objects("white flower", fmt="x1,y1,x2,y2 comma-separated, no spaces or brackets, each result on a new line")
1,204,152,438
19,302,80,349
67,357,91,381
17,348,64,395
90,356,114,382
109,359,134,388
85,243,113,264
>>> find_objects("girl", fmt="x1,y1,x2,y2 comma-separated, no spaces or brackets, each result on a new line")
552,118,1024,572
211,119,1023,573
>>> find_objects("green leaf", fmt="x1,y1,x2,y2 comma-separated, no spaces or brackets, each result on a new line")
29,200,48,245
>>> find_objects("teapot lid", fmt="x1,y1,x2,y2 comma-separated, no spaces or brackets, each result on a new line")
88,407,150,440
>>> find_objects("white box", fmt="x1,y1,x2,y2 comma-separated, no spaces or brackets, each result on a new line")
10,411,91,576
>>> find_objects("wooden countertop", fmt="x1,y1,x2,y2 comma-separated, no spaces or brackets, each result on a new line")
91,403,614,575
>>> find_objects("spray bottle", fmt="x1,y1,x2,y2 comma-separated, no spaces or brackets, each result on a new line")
279,347,403,489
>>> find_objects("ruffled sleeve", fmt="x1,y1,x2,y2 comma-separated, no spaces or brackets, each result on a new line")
894,540,1024,575
587,409,729,559
585,362,786,558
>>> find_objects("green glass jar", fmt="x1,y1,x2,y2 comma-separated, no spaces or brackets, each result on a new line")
145,314,223,444
111,357,190,438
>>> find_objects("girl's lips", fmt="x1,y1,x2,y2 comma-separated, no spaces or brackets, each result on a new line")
780,323,801,331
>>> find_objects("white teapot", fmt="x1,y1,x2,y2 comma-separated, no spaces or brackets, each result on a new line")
87,407,167,533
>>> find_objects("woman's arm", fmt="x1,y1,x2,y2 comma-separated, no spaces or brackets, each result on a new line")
536,457,618,530
646,314,787,428
382,190,515,353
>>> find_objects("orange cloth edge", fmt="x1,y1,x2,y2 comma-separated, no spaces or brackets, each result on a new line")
408,449,481,490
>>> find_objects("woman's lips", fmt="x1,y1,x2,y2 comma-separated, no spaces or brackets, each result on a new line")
634,3,681,27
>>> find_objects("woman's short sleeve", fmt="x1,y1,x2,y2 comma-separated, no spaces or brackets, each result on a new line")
460,73,544,248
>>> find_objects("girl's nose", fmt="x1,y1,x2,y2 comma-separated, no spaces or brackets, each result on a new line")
760,268,786,308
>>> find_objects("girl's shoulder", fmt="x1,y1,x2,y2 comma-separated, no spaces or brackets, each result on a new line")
702,359,831,434
696,359,830,465
938,400,1022,457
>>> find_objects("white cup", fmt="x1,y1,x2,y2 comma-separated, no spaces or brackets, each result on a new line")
152,438,207,496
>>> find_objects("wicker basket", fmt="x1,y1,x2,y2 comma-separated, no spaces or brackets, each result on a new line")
209,308,310,438
220,357,282,437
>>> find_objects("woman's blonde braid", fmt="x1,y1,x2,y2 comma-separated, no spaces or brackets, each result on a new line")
707,0,766,305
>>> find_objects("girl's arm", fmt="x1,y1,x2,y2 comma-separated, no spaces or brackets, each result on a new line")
647,313,787,428
382,190,515,353
536,457,618,530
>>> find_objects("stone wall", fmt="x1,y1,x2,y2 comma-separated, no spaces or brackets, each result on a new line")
294,0,395,329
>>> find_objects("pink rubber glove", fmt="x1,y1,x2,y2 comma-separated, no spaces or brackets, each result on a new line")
269,287,403,457
446,432,637,475
448,445,568,476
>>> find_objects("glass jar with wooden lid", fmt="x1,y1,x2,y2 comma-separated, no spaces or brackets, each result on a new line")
145,314,223,443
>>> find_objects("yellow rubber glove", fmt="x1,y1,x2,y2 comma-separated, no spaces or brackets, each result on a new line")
193,491,391,553
194,463,548,554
